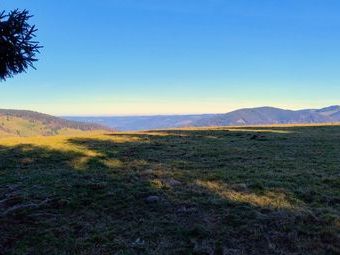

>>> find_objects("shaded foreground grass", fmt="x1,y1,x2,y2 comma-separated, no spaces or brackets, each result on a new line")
0,126,339,254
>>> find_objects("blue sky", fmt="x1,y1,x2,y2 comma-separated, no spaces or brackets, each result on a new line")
1,0,340,115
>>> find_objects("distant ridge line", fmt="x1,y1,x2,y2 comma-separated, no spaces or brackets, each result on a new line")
64,105,340,131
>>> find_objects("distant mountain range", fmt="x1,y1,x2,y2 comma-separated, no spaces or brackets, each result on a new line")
0,109,111,137
65,105,340,131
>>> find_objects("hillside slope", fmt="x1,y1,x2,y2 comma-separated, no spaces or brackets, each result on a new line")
0,109,110,137
193,106,336,127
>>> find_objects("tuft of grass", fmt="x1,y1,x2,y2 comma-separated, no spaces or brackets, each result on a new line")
0,125,339,254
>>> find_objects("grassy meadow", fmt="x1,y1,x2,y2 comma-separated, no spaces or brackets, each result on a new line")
0,125,339,254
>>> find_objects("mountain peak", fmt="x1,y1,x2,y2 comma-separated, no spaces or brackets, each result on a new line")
316,105,340,117
318,105,340,111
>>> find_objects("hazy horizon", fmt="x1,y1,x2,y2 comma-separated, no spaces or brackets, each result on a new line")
2,104,337,118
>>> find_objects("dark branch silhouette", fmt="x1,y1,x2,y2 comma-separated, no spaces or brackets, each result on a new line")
0,9,41,81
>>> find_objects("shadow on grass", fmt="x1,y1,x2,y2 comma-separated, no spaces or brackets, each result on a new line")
0,127,339,254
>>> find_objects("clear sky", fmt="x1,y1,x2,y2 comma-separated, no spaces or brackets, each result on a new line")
1,0,340,116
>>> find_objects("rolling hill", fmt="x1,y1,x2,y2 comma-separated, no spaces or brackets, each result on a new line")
192,106,340,127
0,109,111,137
65,105,340,131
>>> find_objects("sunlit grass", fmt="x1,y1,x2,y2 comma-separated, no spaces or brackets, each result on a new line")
196,180,303,210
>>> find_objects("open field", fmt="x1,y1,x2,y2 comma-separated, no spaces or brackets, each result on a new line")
0,125,339,254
